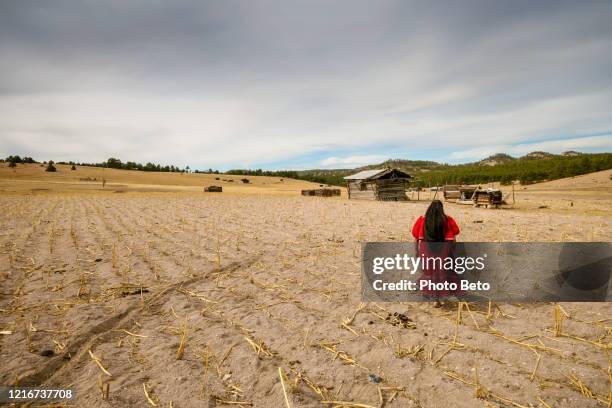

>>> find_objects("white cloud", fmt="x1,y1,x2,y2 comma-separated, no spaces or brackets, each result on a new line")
0,2,611,168
449,134,612,161
319,155,387,168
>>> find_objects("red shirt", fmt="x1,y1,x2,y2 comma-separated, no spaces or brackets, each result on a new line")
411,215,460,241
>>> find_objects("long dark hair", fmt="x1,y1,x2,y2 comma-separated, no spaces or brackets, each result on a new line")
424,200,446,242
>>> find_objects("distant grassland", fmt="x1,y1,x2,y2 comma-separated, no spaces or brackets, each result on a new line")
0,163,321,195
4,152,612,189
230,153,612,187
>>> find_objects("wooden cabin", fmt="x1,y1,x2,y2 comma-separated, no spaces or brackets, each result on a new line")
343,168,411,201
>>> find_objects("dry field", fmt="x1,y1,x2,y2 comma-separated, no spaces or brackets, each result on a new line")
0,164,323,195
0,166,611,407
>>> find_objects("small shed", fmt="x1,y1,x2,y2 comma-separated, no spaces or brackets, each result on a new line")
301,188,341,197
443,185,478,202
473,189,503,208
343,168,411,201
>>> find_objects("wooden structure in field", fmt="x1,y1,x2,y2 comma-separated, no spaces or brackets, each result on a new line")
343,168,411,201
443,184,504,208
204,186,222,192
443,185,478,202
301,188,341,197
473,189,503,208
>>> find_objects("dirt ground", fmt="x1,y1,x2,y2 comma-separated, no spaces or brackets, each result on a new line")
0,168,611,407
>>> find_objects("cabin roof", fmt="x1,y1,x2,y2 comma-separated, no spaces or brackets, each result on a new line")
343,168,411,180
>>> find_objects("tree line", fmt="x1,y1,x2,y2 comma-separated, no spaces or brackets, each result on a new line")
225,168,345,185
228,153,612,187
411,153,612,186
3,155,37,165
5,152,612,186
70,157,194,173
3,155,204,173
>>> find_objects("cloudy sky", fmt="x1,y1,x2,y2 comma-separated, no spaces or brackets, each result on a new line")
1,1,611,170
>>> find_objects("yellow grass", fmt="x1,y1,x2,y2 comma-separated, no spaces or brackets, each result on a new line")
0,162,333,195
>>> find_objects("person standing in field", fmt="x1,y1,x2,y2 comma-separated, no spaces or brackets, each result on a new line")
411,200,461,307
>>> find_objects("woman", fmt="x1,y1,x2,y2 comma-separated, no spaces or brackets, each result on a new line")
411,200,460,307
